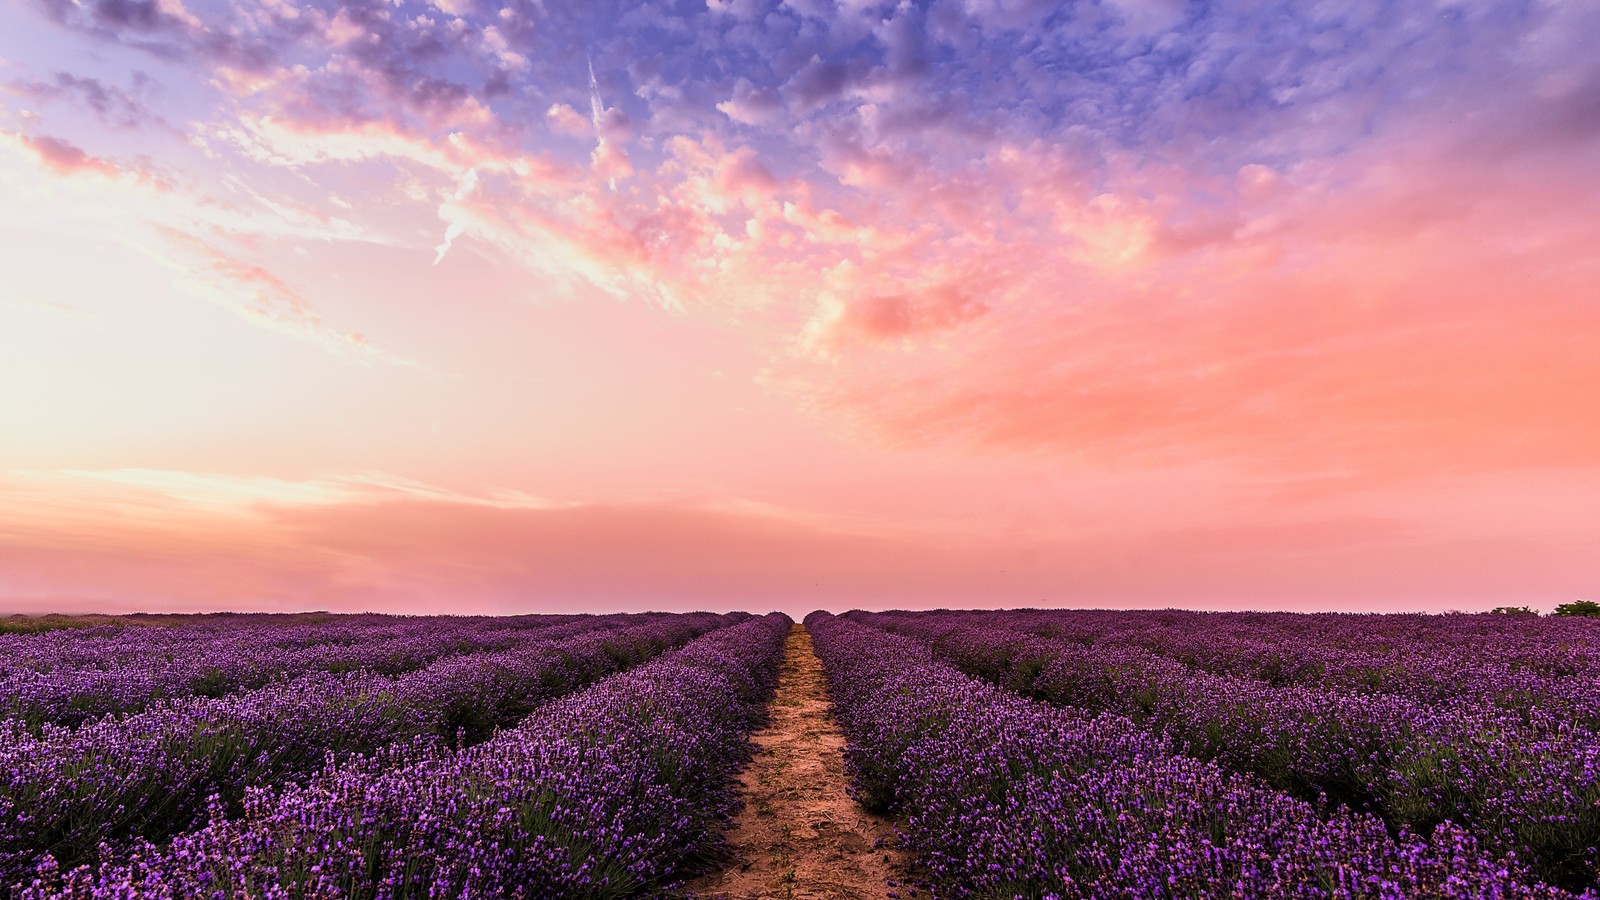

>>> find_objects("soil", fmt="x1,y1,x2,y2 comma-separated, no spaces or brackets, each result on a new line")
686,623,906,900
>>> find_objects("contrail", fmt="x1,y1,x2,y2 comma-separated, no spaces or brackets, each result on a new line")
588,56,605,132
587,55,616,191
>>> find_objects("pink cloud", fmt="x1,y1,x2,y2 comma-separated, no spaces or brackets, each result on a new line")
718,77,784,126
759,101,1600,484
18,133,122,176
590,140,633,185
712,147,779,200
811,281,990,348
146,229,408,364
544,102,591,138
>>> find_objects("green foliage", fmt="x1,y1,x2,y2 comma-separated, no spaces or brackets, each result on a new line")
0,614,106,635
1489,606,1536,615
1554,600,1600,618
188,668,234,698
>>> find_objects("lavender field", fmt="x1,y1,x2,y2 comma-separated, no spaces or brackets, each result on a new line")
3,609,1597,898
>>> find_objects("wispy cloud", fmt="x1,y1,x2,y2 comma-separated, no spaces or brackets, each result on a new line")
0,123,417,365
4,71,166,130
0,296,95,318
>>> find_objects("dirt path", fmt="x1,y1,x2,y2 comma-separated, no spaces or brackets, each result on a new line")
687,623,904,900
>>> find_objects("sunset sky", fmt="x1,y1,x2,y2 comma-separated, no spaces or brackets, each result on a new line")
1,0,1597,617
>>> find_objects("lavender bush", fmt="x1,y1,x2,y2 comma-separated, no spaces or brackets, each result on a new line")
810,612,1591,899
18,613,789,899
1,612,740,888
849,610,1600,892
0,614,590,729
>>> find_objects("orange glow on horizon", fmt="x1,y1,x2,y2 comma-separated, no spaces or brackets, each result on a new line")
2,0,1597,615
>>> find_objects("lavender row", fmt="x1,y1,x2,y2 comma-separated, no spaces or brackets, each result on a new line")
913,608,1600,717
852,610,1600,892
0,613,578,681
809,613,1588,900
0,614,595,729
0,612,741,888
20,613,791,899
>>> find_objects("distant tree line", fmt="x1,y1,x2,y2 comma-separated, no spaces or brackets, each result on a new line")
1490,601,1600,617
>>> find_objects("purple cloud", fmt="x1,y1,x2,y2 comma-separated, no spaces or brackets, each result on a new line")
7,72,161,129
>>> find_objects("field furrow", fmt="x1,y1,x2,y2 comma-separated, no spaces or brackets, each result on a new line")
686,623,904,900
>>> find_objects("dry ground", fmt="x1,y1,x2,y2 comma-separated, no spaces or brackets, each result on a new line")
687,624,906,900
